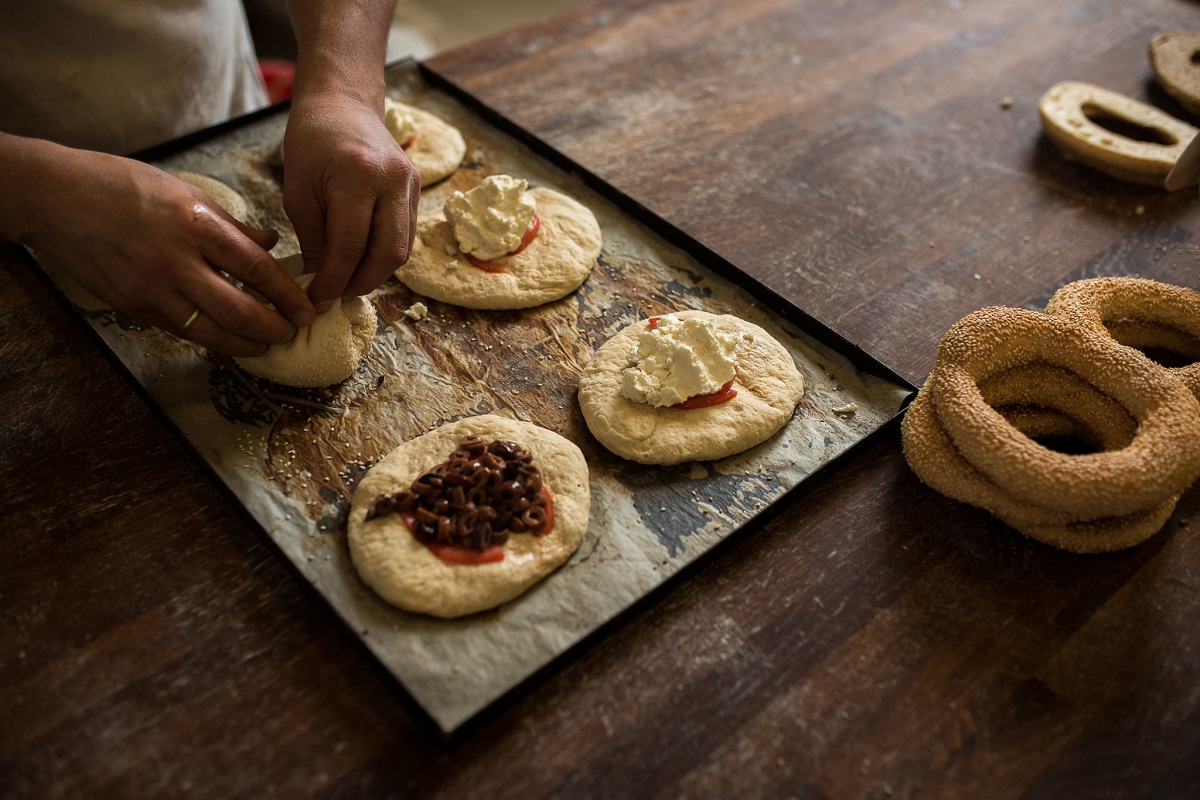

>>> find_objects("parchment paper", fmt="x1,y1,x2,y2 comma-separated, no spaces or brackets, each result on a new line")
31,62,912,732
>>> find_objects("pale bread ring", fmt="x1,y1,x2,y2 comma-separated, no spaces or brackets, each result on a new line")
1038,80,1198,187
927,307,1200,519
1150,30,1200,118
1044,277,1200,399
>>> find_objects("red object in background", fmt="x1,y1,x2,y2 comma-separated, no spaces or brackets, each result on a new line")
258,59,295,103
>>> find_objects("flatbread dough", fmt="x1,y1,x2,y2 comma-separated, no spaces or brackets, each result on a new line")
233,270,377,387
384,98,465,186
395,186,602,310
174,171,248,222
348,415,591,618
578,311,805,464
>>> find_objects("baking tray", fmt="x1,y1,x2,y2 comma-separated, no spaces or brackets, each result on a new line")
29,59,914,733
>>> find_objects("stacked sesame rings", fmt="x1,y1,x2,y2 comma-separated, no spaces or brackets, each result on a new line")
1044,277,1200,399
901,301,1200,553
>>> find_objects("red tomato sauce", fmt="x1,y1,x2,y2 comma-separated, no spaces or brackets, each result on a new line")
403,487,555,565
673,376,738,409
464,215,541,273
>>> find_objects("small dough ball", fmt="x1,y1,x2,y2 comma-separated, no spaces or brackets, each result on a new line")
234,271,377,387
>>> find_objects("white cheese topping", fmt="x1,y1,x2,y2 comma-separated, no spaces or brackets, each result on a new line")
619,314,743,407
385,104,417,145
444,174,537,262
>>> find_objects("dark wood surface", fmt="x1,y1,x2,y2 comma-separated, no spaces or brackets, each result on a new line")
4,0,1200,797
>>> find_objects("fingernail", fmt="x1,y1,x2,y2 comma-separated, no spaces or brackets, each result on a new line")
275,326,298,345
314,300,333,314
292,309,314,326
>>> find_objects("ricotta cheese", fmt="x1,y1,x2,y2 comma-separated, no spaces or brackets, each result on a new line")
444,175,537,262
619,314,744,407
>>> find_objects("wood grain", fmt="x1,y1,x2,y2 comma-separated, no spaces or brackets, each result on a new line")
3,0,1200,797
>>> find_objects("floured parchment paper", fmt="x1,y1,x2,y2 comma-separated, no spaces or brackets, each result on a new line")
31,61,912,732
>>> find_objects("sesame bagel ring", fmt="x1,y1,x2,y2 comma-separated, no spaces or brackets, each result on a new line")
1018,501,1180,554
1045,277,1200,398
997,405,1097,444
927,307,1200,519
902,364,1159,531
980,362,1137,452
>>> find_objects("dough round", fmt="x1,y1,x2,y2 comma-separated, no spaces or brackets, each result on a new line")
348,414,591,618
233,272,377,387
578,311,805,464
396,186,602,310
384,98,466,186
175,171,249,222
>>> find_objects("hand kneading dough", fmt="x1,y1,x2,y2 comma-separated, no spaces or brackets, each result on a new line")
174,171,249,222
578,311,805,464
348,415,591,618
233,271,377,387
396,186,602,310
383,98,466,186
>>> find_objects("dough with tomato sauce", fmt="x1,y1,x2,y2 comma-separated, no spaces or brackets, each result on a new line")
348,414,591,619
384,98,466,186
278,99,464,185
578,311,805,464
394,186,602,310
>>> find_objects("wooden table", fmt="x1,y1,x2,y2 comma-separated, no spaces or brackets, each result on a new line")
3,1,1199,796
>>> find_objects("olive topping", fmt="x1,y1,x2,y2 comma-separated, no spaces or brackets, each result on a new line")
366,437,551,551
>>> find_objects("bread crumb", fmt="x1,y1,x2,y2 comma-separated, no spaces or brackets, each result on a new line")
405,302,428,320
833,403,859,416
1000,95,1015,109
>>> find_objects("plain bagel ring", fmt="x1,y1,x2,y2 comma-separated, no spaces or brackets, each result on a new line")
1038,80,1198,188
1150,30,1200,118
927,307,1200,519
1044,277,1200,399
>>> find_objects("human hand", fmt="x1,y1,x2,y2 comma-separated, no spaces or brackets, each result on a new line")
282,90,420,310
4,139,315,357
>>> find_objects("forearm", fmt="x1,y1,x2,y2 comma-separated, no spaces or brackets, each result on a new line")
285,0,398,110
0,133,74,247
